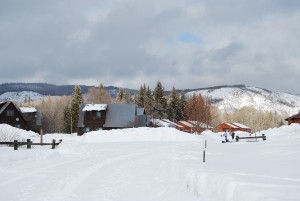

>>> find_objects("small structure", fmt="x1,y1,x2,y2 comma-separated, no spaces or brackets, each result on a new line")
218,122,251,133
78,103,148,135
19,107,42,133
176,121,195,133
285,111,300,125
0,101,27,129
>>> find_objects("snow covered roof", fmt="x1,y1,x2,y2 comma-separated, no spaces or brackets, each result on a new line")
162,119,183,128
82,104,108,111
188,121,213,129
232,122,250,129
19,107,37,113
151,119,170,127
179,121,195,128
225,123,239,128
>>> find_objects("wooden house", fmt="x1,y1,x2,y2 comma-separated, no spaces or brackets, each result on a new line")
285,111,300,125
0,101,27,129
218,122,251,133
19,107,42,133
77,103,148,135
77,104,108,136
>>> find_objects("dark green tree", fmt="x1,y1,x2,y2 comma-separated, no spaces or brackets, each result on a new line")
167,87,181,121
63,105,71,133
178,92,187,120
144,86,154,115
71,85,83,133
136,84,146,108
153,81,167,119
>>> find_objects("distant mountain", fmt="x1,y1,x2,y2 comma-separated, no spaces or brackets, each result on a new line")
186,85,300,116
0,91,45,103
0,83,137,98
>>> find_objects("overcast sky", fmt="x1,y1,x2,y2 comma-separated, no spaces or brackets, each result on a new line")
0,0,299,93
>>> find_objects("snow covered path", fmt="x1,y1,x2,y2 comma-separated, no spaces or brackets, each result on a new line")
1,126,300,201
0,140,202,201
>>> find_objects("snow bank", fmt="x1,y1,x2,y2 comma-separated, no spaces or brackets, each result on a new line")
82,127,202,142
0,124,39,141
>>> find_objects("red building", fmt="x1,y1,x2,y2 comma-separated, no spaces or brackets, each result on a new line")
218,122,251,133
285,112,300,125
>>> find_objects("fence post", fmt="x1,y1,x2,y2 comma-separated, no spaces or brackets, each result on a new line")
203,149,206,163
205,139,207,148
52,139,56,149
236,136,239,142
27,139,31,149
14,140,18,150
262,134,266,141
40,128,43,145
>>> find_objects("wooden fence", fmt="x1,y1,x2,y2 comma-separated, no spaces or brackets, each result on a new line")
0,139,63,150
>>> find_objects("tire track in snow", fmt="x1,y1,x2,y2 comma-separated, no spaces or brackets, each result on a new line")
51,151,152,201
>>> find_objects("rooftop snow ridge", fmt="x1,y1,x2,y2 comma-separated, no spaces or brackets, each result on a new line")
82,104,108,111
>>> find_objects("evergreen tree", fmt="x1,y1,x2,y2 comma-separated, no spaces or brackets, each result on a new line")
117,88,125,103
137,84,146,108
153,81,167,119
71,85,83,133
167,87,180,121
144,86,154,115
178,92,187,120
63,105,71,133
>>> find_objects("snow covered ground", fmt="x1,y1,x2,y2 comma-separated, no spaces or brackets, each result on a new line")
0,124,300,201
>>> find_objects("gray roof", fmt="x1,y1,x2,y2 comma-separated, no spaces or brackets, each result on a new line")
103,104,147,128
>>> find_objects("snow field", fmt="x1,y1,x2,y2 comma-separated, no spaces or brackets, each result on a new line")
0,124,300,201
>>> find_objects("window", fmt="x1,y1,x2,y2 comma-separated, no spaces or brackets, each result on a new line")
15,124,21,128
85,127,90,132
6,110,14,116
96,111,101,118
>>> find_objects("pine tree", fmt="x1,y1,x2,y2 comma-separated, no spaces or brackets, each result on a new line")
71,85,83,133
63,105,71,133
178,92,187,120
117,88,125,103
167,87,180,121
137,84,146,108
144,86,154,115
153,81,167,119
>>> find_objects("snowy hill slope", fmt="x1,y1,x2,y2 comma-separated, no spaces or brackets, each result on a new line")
186,85,300,115
0,91,45,103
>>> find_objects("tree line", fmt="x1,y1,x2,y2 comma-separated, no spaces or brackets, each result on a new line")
18,81,288,134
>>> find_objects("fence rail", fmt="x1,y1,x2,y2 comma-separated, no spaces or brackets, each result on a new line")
0,139,63,150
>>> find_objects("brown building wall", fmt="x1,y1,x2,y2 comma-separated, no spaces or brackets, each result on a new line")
82,110,106,132
0,103,27,129
288,118,300,125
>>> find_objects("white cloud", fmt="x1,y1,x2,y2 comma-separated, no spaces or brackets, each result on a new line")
0,0,299,93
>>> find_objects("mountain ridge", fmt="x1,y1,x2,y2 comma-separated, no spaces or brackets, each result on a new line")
0,83,299,116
